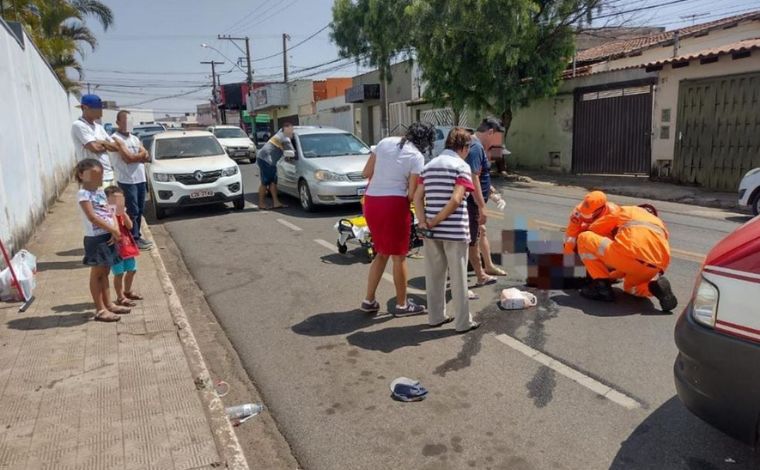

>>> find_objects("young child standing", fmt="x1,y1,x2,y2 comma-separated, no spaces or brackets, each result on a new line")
104,186,142,306
76,159,131,322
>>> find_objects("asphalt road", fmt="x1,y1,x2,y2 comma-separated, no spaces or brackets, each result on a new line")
155,163,758,470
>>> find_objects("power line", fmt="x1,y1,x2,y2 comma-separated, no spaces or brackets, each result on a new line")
225,0,275,34
592,0,692,20
253,23,330,63
233,0,300,33
122,87,209,107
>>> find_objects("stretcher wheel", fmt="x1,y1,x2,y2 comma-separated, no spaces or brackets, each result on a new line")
337,242,348,254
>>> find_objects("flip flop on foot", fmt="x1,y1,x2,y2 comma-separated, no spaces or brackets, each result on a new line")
116,297,137,307
108,304,131,315
475,275,498,287
485,267,507,276
456,321,480,334
468,290,480,300
272,204,288,209
94,310,120,322
124,291,143,301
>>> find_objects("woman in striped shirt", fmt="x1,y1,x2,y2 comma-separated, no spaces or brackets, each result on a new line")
413,128,480,333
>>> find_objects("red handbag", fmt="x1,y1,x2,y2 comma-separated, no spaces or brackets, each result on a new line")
117,215,140,259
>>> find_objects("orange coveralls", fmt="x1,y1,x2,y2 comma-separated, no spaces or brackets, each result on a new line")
563,202,620,255
576,206,671,298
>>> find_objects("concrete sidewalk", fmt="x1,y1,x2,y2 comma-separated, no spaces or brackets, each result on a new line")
503,170,743,211
0,183,247,469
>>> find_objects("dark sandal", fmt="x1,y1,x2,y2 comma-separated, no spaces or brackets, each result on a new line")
117,297,137,307
429,317,454,328
94,310,121,322
124,291,143,301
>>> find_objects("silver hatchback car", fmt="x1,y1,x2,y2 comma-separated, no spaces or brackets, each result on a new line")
275,126,371,211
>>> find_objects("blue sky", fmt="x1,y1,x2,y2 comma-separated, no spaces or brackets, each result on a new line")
80,0,759,116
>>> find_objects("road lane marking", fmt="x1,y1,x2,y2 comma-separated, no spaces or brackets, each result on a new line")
382,272,426,295
277,218,302,232
494,334,641,410
530,219,706,263
314,239,337,252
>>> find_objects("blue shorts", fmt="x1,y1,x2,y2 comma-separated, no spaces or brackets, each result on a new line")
257,158,278,186
111,257,137,276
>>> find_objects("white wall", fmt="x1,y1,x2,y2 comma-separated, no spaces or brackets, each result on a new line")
0,20,79,252
300,96,354,134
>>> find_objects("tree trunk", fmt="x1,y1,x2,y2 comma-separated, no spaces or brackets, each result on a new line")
452,107,462,126
497,107,514,174
381,73,389,139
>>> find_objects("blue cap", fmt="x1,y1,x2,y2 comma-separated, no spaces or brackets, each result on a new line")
80,94,103,109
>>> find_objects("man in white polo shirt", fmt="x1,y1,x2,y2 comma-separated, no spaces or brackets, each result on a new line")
110,110,154,250
71,94,121,187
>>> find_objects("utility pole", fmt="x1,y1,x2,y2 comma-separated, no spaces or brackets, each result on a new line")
201,60,224,124
218,34,253,131
87,82,91,94
282,33,290,83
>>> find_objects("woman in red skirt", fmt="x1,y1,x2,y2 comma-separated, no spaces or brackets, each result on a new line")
360,123,436,316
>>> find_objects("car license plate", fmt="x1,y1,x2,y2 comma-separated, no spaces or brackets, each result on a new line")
190,190,214,199
357,188,366,196
234,151,247,157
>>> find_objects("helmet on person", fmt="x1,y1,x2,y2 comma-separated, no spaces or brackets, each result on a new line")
579,191,608,221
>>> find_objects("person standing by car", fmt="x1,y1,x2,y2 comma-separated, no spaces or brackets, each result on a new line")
110,110,154,250
71,94,122,187
466,118,508,287
414,128,480,333
257,122,294,210
360,123,435,316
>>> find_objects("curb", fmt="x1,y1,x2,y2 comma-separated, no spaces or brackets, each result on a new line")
502,172,744,212
142,223,250,470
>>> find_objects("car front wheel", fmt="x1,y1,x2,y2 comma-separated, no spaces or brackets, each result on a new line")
151,194,167,220
753,193,760,216
299,180,315,212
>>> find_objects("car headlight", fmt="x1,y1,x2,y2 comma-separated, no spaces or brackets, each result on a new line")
314,170,348,182
692,276,719,327
153,172,175,182
222,166,239,177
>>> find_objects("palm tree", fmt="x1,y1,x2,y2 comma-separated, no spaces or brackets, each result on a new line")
2,0,113,91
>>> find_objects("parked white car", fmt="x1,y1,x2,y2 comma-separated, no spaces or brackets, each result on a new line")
207,125,256,163
133,123,166,138
147,131,244,219
738,167,760,216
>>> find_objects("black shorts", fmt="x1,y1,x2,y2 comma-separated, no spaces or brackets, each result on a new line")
82,234,121,267
467,198,480,247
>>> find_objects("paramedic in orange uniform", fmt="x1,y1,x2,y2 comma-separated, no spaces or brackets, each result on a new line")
565,191,678,312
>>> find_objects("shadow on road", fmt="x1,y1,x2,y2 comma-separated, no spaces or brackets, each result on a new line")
37,260,87,271
346,323,458,353
55,248,84,257
320,252,370,266
610,396,759,469
552,291,668,317
291,309,394,337
724,215,754,224
7,313,90,330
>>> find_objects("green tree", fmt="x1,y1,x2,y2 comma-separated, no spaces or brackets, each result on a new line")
1,0,113,91
330,0,413,137
409,0,600,130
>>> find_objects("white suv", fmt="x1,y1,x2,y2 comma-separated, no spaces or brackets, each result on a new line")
738,167,760,216
207,125,256,163
147,131,244,219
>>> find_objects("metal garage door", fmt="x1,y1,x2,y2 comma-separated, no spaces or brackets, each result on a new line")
572,82,653,174
674,72,760,191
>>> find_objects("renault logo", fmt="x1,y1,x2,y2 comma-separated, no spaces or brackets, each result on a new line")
194,170,204,182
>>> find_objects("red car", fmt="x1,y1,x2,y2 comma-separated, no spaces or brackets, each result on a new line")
674,215,760,446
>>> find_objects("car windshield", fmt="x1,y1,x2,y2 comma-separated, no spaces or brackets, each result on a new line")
297,133,370,158
154,136,223,160
214,128,248,139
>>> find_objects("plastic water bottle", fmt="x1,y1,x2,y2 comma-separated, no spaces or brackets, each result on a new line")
225,403,264,421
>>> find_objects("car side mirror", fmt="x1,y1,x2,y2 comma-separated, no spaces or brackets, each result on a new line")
284,150,296,160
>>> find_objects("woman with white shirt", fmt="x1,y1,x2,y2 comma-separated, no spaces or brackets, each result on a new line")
360,123,436,316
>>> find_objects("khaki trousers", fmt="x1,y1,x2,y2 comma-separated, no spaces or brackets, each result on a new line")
424,239,473,331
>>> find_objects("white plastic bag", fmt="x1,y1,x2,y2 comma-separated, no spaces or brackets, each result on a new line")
499,288,537,310
0,250,37,302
